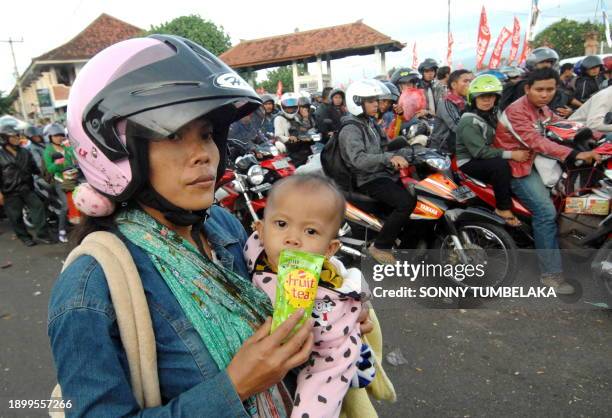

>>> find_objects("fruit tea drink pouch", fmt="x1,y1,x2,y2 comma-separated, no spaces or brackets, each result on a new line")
271,249,325,334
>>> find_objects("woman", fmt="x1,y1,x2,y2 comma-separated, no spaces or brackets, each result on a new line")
455,75,530,227
43,122,77,242
49,35,372,417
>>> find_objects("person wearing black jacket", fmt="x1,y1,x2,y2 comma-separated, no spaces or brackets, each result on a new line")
0,126,52,246
574,56,603,104
314,88,346,142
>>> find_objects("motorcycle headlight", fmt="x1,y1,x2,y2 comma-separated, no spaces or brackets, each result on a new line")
247,165,265,185
426,157,451,171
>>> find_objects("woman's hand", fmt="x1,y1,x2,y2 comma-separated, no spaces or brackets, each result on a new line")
288,136,299,143
226,310,314,401
358,304,374,335
511,150,531,162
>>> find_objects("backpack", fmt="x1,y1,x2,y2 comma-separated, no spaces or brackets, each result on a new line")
321,120,367,191
49,232,161,416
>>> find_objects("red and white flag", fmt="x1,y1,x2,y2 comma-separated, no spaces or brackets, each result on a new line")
412,42,418,69
508,17,521,64
276,80,283,97
488,27,512,69
475,6,491,70
447,32,453,67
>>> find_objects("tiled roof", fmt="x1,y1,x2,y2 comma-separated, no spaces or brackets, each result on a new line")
35,13,143,61
220,21,404,70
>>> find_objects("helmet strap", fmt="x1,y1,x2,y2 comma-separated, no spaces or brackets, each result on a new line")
136,183,209,227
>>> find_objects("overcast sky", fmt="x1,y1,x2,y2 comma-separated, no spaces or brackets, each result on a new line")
0,0,606,93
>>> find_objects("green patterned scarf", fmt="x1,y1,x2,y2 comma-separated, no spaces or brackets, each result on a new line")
116,208,289,417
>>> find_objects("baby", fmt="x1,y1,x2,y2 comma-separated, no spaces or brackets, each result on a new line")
244,174,370,418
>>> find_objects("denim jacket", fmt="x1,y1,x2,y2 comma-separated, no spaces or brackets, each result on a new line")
47,205,254,417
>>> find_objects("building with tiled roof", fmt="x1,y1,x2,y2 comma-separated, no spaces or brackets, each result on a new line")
12,13,142,120
220,20,404,92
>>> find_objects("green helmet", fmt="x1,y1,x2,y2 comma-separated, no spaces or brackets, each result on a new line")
467,74,503,106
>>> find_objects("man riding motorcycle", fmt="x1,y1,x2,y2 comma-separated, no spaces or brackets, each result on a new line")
336,79,416,264
574,55,604,104
495,68,601,294
260,93,277,136
274,92,312,166
0,125,53,246
417,58,439,116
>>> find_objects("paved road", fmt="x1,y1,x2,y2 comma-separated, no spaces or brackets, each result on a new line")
0,219,610,417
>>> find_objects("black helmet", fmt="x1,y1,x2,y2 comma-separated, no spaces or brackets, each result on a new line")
390,68,420,87
297,96,311,107
526,47,559,71
24,125,43,138
379,81,400,102
418,58,439,74
580,55,604,71
328,88,345,102
80,34,261,167
260,93,275,104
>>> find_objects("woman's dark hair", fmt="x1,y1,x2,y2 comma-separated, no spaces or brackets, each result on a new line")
526,68,560,87
70,211,119,246
437,66,451,80
70,200,140,246
448,69,472,92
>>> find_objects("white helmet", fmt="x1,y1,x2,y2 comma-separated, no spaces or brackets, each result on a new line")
345,79,390,116
280,92,300,118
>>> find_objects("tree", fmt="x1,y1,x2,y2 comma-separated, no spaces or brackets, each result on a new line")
147,15,231,56
257,66,294,93
0,91,13,115
533,19,605,59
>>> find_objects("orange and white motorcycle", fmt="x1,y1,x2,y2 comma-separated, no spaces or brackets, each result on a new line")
339,144,519,288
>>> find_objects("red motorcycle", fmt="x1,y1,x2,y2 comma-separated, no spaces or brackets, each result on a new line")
216,142,295,228
453,128,612,252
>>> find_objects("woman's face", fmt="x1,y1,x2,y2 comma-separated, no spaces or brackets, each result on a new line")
299,106,310,118
475,94,497,112
148,118,220,212
332,94,343,106
379,99,392,113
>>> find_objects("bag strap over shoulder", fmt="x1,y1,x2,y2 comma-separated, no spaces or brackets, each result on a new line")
56,231,161,409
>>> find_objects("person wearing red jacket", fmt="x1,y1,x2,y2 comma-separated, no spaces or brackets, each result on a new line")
494,68,600,294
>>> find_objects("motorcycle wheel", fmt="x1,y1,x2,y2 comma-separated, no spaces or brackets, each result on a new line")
592,240,612,306
22,207,34,229
438,222,519,289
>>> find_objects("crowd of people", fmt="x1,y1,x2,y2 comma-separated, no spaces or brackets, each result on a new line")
0,121,80,245
227,47,611,295
1,45,611,288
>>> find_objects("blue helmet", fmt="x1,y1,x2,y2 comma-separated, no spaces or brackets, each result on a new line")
475,69,508,83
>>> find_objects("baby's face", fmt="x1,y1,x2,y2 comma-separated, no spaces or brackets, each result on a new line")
256,187,341,268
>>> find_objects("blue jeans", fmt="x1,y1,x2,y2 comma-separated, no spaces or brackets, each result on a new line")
511,170,563,275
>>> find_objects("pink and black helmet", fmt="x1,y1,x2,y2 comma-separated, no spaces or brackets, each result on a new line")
68,34,261,205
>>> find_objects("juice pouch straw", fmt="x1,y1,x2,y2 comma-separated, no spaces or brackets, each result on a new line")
271,249,325,334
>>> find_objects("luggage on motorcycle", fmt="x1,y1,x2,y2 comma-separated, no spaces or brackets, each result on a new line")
321,120,366,190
